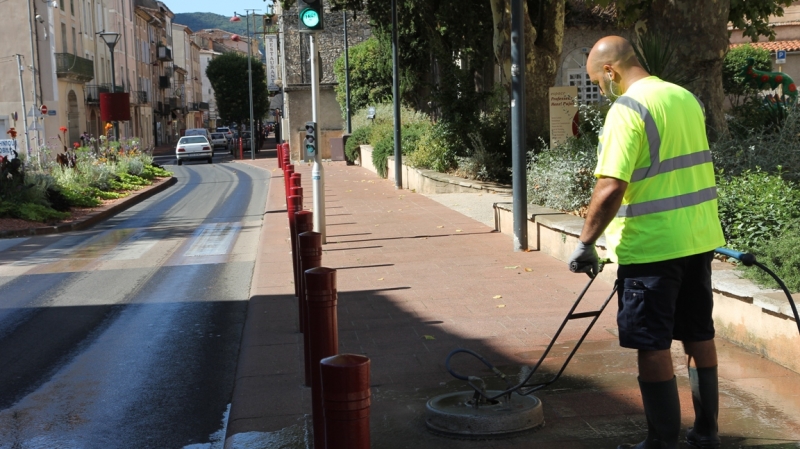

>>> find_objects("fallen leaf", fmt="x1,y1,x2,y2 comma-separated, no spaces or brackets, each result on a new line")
525,268,533,272
505,266,520,269
455,229,462,233
387,210,392,213
493,295,502,299
437,225,444,229
375,224,380,227
423,335,436,340
346,190,352,192
378,278,384,281
497,305,506,308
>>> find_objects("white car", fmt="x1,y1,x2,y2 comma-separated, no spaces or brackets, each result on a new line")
209,132,229,151
176,136,213,165
216,127,234,144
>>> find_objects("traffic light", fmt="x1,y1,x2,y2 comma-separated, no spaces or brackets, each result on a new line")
305,121,317,156
298,0,324,33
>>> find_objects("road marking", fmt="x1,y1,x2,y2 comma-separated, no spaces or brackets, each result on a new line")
184,223,242,257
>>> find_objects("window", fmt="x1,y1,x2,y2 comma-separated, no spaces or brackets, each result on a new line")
70,0,74,15
61,24,68,53
568,69,602,105
72,27,77,54
59,0,64,11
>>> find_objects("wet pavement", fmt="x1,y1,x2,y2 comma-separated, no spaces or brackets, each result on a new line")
190,143,800,447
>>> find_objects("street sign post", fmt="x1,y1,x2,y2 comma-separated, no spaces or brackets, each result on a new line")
777,50,787,65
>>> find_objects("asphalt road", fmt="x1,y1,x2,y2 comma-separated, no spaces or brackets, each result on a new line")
0,153,269,448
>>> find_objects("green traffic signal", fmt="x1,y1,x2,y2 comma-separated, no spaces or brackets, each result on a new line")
300,9,320,28
298,0,323,32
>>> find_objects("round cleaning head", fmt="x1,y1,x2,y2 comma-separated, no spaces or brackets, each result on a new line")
425,390,544,438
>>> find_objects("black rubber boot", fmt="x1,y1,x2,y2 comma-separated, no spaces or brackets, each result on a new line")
617,377,681,449
686,366,721,449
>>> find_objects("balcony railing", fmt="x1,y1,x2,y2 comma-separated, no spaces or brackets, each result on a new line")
199,102,209,110
157,46,173,61
55,53,94,83
133,91,148,104
85,83,111,104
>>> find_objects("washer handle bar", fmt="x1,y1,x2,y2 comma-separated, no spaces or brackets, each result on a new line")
445,260,615,401
715,247,800,336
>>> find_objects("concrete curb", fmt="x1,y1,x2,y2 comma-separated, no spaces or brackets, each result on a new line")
0,176,177,239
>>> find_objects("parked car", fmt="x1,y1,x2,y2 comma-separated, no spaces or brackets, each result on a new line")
216,127,233,144
209,132,229,151
176,136,213,165
184,128,212,142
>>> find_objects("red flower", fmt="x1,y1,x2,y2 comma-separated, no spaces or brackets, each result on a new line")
59,126,67,133
73,142,79,148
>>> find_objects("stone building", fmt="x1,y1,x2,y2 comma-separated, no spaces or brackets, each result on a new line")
277,1,372,160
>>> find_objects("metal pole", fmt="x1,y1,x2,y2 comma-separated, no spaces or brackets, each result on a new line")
246,11,256,160
16,55,30,158
110,45,119,142
310,34,326,243
25,0,39,154
510,0,528,251
343,10,351,135
391,0,402,189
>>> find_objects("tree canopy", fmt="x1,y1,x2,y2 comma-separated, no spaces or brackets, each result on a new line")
205,53,269,127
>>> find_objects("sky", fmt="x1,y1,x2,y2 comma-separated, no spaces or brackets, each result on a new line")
166,0,272,17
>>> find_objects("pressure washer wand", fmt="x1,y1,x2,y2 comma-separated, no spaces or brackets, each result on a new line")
715,247,800,336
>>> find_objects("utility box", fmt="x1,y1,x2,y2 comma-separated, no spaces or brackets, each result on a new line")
329,135,349,162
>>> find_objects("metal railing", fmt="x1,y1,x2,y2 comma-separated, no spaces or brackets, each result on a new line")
55,53,94,83
132,91,148,104
199,102,209,110
85,83,111,103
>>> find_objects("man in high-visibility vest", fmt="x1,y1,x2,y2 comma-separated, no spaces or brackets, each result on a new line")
568,36,725,449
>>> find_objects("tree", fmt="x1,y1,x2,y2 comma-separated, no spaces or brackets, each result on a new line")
205,52,269,127
590,0,794,141
722,44,772,107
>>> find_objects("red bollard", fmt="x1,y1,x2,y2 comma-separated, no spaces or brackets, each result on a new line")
305,267,339,449
297,228,321,387
287,195,302,297
295,213,314,326
282,143,290,167
277,143,283,169
239,137,243,160
321,354,371,449
284,164,294,199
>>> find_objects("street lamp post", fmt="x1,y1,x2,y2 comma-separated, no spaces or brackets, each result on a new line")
99,32,121,141
232,12,257,160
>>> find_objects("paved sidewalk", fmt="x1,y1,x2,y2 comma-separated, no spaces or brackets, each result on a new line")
226,154,800,448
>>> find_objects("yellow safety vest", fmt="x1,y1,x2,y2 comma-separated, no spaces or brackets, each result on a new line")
595,77,725,264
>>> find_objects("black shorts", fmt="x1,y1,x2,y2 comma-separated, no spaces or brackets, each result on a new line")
616,251,716,351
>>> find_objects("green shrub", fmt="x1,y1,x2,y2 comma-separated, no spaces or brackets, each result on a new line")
345,126,372,163
13,203,70,222
717,168,800,250
406,122,459,173
454,133,508,182
61,187,102,207
350,104,430,132
371,134,394,178
142,164,171,179
527,135,598,213
739,224,800,292
723,44,772,106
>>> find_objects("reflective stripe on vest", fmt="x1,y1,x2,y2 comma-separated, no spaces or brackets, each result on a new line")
611,96,715,218
617,186,718,218
614,96,711,183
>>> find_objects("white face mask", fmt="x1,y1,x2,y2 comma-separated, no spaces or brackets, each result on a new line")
602,72,622,101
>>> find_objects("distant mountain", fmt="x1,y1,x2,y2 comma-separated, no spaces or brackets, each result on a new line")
173,12,248,35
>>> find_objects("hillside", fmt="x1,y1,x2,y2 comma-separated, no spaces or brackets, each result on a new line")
173,12,264,53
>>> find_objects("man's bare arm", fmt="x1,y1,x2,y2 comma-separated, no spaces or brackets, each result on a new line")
580,176,628,244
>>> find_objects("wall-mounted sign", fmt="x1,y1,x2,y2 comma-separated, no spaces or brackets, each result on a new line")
777,49,787,65
47,110,56,116
0,139,17,160
265,35,279,91
549,86,579,148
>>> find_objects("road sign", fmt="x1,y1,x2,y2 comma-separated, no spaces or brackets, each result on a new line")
777,50,787,64
40,104,47,115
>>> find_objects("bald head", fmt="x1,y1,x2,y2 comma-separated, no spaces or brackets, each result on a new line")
586,36,649,98
587,36,640,73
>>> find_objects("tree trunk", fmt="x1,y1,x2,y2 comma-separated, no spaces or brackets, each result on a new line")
524,0,566,144
491,0,565,146
642,0,730,141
